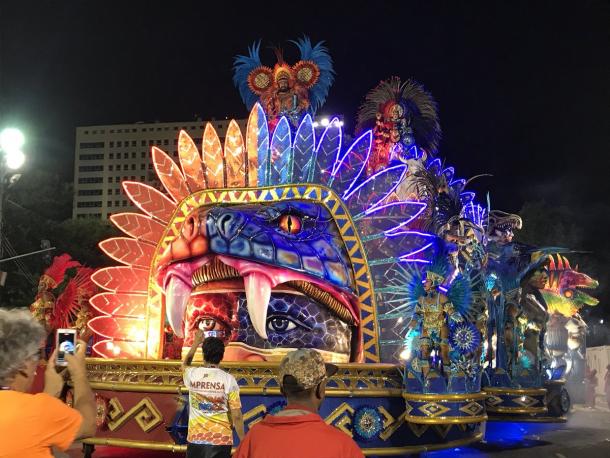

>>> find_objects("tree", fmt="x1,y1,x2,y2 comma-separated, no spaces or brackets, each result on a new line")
0,170,117,308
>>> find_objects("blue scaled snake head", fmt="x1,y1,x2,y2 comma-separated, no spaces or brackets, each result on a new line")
97,104,432,362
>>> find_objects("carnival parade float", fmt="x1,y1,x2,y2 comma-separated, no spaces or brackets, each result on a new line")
32,37,599,455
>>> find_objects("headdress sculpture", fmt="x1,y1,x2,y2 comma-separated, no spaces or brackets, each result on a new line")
233,37,334,128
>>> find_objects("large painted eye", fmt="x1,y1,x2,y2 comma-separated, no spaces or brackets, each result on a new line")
564,290,573,298
278,215,302,234
198,318,220,331
267,315,297,333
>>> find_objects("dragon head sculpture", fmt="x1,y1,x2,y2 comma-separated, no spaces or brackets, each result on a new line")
540,254,599,317
88,104,431,362
488,210,522,246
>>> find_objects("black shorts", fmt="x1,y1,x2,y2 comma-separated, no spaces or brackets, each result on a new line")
186,443,232,458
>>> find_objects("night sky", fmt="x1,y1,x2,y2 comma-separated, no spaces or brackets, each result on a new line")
1,2,609,303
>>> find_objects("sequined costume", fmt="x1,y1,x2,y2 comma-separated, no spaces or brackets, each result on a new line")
411,271,463,373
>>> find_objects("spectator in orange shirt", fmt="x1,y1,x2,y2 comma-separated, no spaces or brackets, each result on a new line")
233,348,364,458
0,308,97,458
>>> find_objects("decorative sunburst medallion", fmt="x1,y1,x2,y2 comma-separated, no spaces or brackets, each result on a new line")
352,406,383,441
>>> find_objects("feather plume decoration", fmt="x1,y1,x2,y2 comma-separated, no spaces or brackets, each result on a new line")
233,40,263,110
291,36,335,113
357,77,441,156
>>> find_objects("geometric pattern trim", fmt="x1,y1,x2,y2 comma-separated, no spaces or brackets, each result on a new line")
432,424,453,440
484,388,547,414
485,395,503,407
241,401,409,442
403,393,488,425
512,395,539,408
459,401,484,417
107,397,163,433
84,357,402,391
419,402,451,418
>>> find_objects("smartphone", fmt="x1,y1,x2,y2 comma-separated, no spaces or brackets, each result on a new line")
203,330,225,339
56,329,77,366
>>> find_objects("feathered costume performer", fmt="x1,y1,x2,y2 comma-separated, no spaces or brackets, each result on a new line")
377,254,478,380
356,77,441,176
233,37,334,128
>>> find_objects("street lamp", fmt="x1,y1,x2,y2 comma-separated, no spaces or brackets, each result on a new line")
0,127,26,260
0,128,26,170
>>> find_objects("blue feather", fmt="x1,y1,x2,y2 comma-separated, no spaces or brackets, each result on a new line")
447,273,476,320
268,117,293,185
292,114,316,183
291,36,335,114
311,119,342,184
233,40,263,110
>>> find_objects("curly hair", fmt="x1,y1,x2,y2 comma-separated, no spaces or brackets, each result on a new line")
202,337,225,365
0,308,45,383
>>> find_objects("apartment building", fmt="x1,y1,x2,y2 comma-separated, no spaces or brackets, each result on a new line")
73,118,247,219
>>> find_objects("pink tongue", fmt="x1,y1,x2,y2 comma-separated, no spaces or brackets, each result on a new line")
243,271,273,339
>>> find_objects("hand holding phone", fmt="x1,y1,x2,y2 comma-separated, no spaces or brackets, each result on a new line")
55,329,77,367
